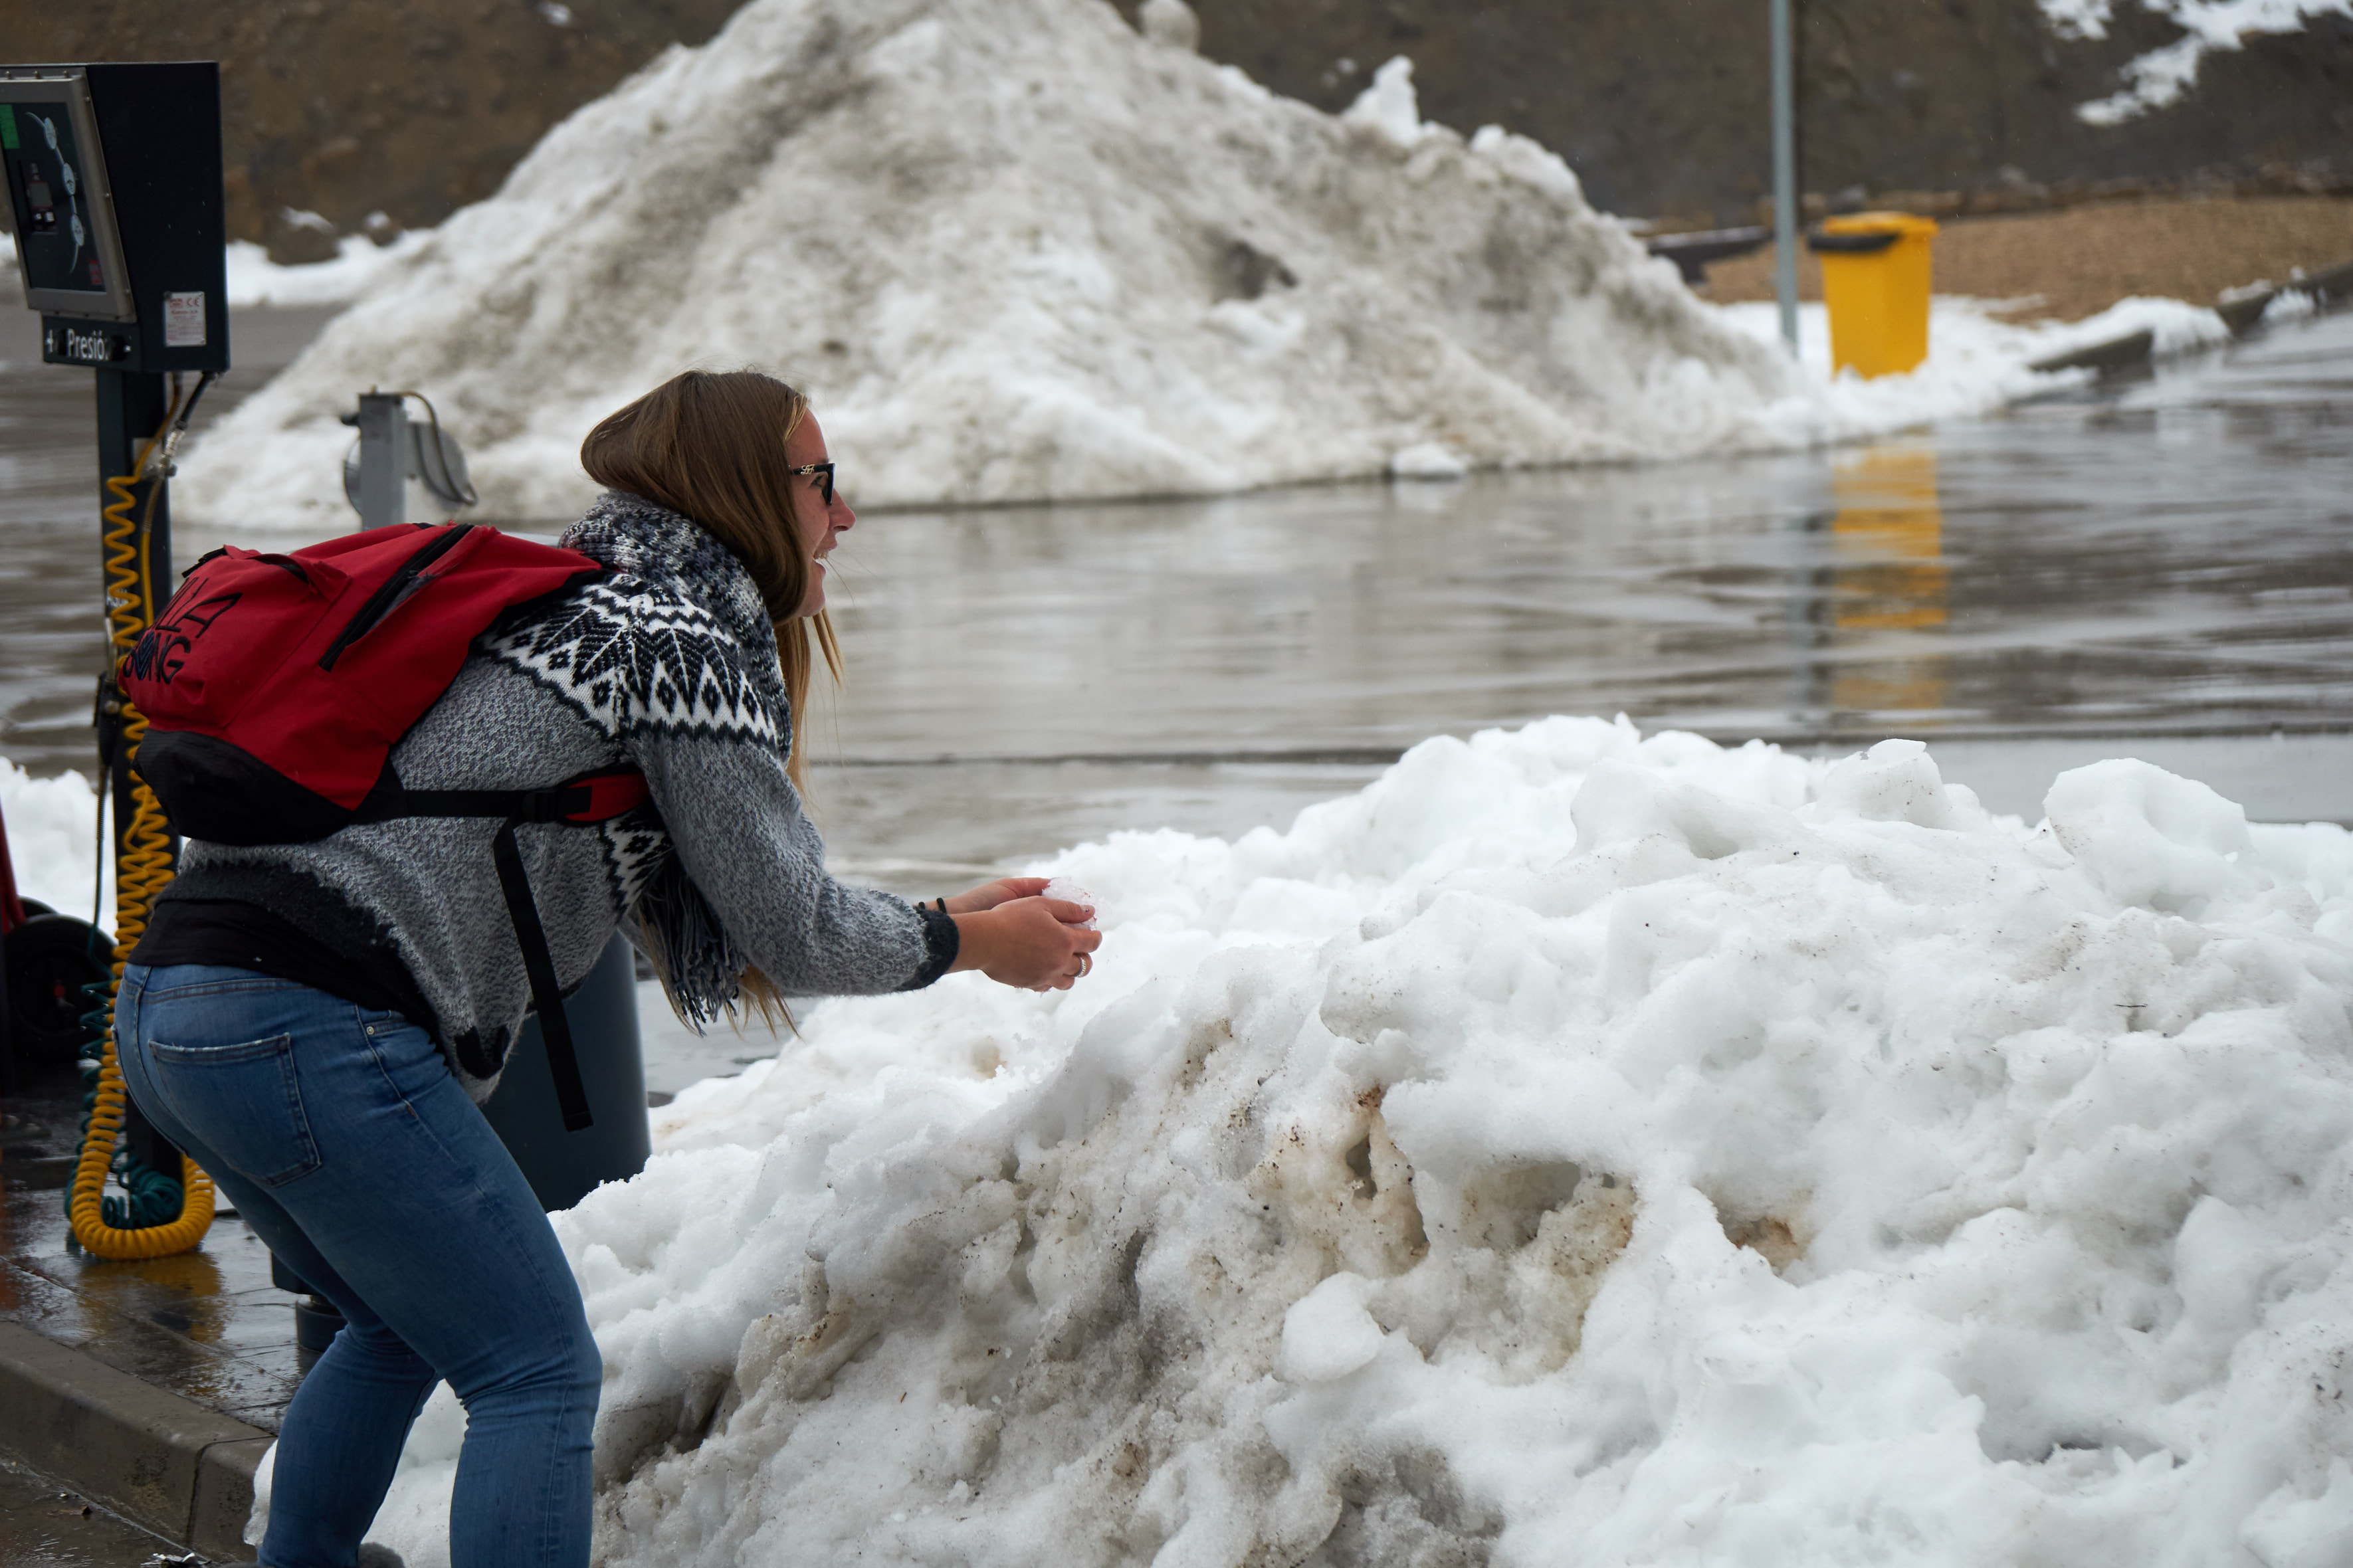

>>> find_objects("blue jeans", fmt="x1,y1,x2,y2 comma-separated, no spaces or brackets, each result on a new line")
115,964,599,1567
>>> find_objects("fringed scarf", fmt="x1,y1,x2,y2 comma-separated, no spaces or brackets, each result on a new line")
562,492,791,1030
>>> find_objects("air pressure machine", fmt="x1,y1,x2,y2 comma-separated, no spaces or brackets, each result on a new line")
5,64,647,1312
4,62,229,1260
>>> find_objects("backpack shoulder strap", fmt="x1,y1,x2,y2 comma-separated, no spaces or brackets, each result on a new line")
356,769,652,1129
488,817,593,1131
361,769,651,825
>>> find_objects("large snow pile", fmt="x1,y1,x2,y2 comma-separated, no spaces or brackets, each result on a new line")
318,717,2353,1566
188,0,1841,526
2039,0,2353,124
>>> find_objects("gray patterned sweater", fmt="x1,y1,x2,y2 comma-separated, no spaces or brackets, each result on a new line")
148,494,957,1100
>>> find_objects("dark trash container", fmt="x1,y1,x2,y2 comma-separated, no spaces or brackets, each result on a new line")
480,932,651,1213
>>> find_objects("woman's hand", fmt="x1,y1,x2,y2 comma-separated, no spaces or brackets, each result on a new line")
949,896,1101,991
942,876,1052,916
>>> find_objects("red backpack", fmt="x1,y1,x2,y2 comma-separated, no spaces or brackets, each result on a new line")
123,522,649,1129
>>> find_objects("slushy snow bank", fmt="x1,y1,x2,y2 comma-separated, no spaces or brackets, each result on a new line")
1718,292,2236,419
332,717,2353,1567
183,0,2033,528
2039,0,2353,124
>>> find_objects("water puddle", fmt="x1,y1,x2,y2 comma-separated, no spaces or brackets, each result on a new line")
4,310,2348,862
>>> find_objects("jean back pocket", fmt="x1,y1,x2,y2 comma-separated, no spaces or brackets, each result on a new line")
146,1032,322,1187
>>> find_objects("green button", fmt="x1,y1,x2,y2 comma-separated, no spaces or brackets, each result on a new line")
0,104,18,150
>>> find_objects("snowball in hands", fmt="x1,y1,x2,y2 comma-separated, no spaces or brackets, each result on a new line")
1041,877,1097,928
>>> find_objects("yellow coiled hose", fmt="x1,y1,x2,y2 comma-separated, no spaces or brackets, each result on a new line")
71,388,216,1260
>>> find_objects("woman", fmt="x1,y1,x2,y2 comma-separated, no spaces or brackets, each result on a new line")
114,369,1097,1565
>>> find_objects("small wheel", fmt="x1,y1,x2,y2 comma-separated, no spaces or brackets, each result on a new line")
5,913,114,1063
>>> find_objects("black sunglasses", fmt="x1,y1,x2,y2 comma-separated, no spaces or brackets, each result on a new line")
787,460,836,507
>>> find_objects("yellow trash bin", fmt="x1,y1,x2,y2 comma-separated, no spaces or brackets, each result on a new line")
1809,212,1938,378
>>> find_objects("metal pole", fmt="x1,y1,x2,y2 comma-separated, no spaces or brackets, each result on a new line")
354,391,407,528
1770,0,1799,355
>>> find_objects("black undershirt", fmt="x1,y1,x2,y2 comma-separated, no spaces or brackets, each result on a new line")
130,898,437,1034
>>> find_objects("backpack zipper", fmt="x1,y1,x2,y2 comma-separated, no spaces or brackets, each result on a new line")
318,524,475,671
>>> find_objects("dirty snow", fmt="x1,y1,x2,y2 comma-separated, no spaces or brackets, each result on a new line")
2038,0,2353,124
222,234,435,309
179,0,2126,530
261,716,2353,1567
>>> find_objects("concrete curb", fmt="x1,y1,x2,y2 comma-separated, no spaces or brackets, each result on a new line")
0,1320,268,1561
2028,327,2154,375
2028,255,2353,377
2215,257,2353,334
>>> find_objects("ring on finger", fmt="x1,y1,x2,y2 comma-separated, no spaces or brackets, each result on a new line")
1078,953,1092,977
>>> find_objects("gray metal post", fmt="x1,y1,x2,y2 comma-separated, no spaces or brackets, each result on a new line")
1770,0,1799,355
354,391,406,528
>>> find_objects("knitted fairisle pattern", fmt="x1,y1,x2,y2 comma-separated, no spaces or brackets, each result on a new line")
487,494,787,1024
526,492,790,742
155,494,956,1101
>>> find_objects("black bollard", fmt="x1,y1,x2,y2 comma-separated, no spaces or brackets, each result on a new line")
480,933,650,1213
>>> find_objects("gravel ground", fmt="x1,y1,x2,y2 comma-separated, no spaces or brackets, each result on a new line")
1703,195,2353,321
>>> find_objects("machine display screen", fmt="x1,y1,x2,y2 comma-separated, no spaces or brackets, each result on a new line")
1,74,134,321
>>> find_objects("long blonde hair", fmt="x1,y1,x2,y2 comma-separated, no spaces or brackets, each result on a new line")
578,368,842,790
579,369,843,1029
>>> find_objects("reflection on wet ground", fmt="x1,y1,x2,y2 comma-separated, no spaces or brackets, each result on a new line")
2,304,2348,1434
0,1069,298,1432
4,311,2349,809
836,322,2349,757
797,312,2353,872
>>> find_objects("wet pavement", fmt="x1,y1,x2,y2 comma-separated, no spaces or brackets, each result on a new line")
7,306,2350,846
798,307,2353,876
1,301,2349,1440
0,1452,179,1567
0,1063,298,1434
